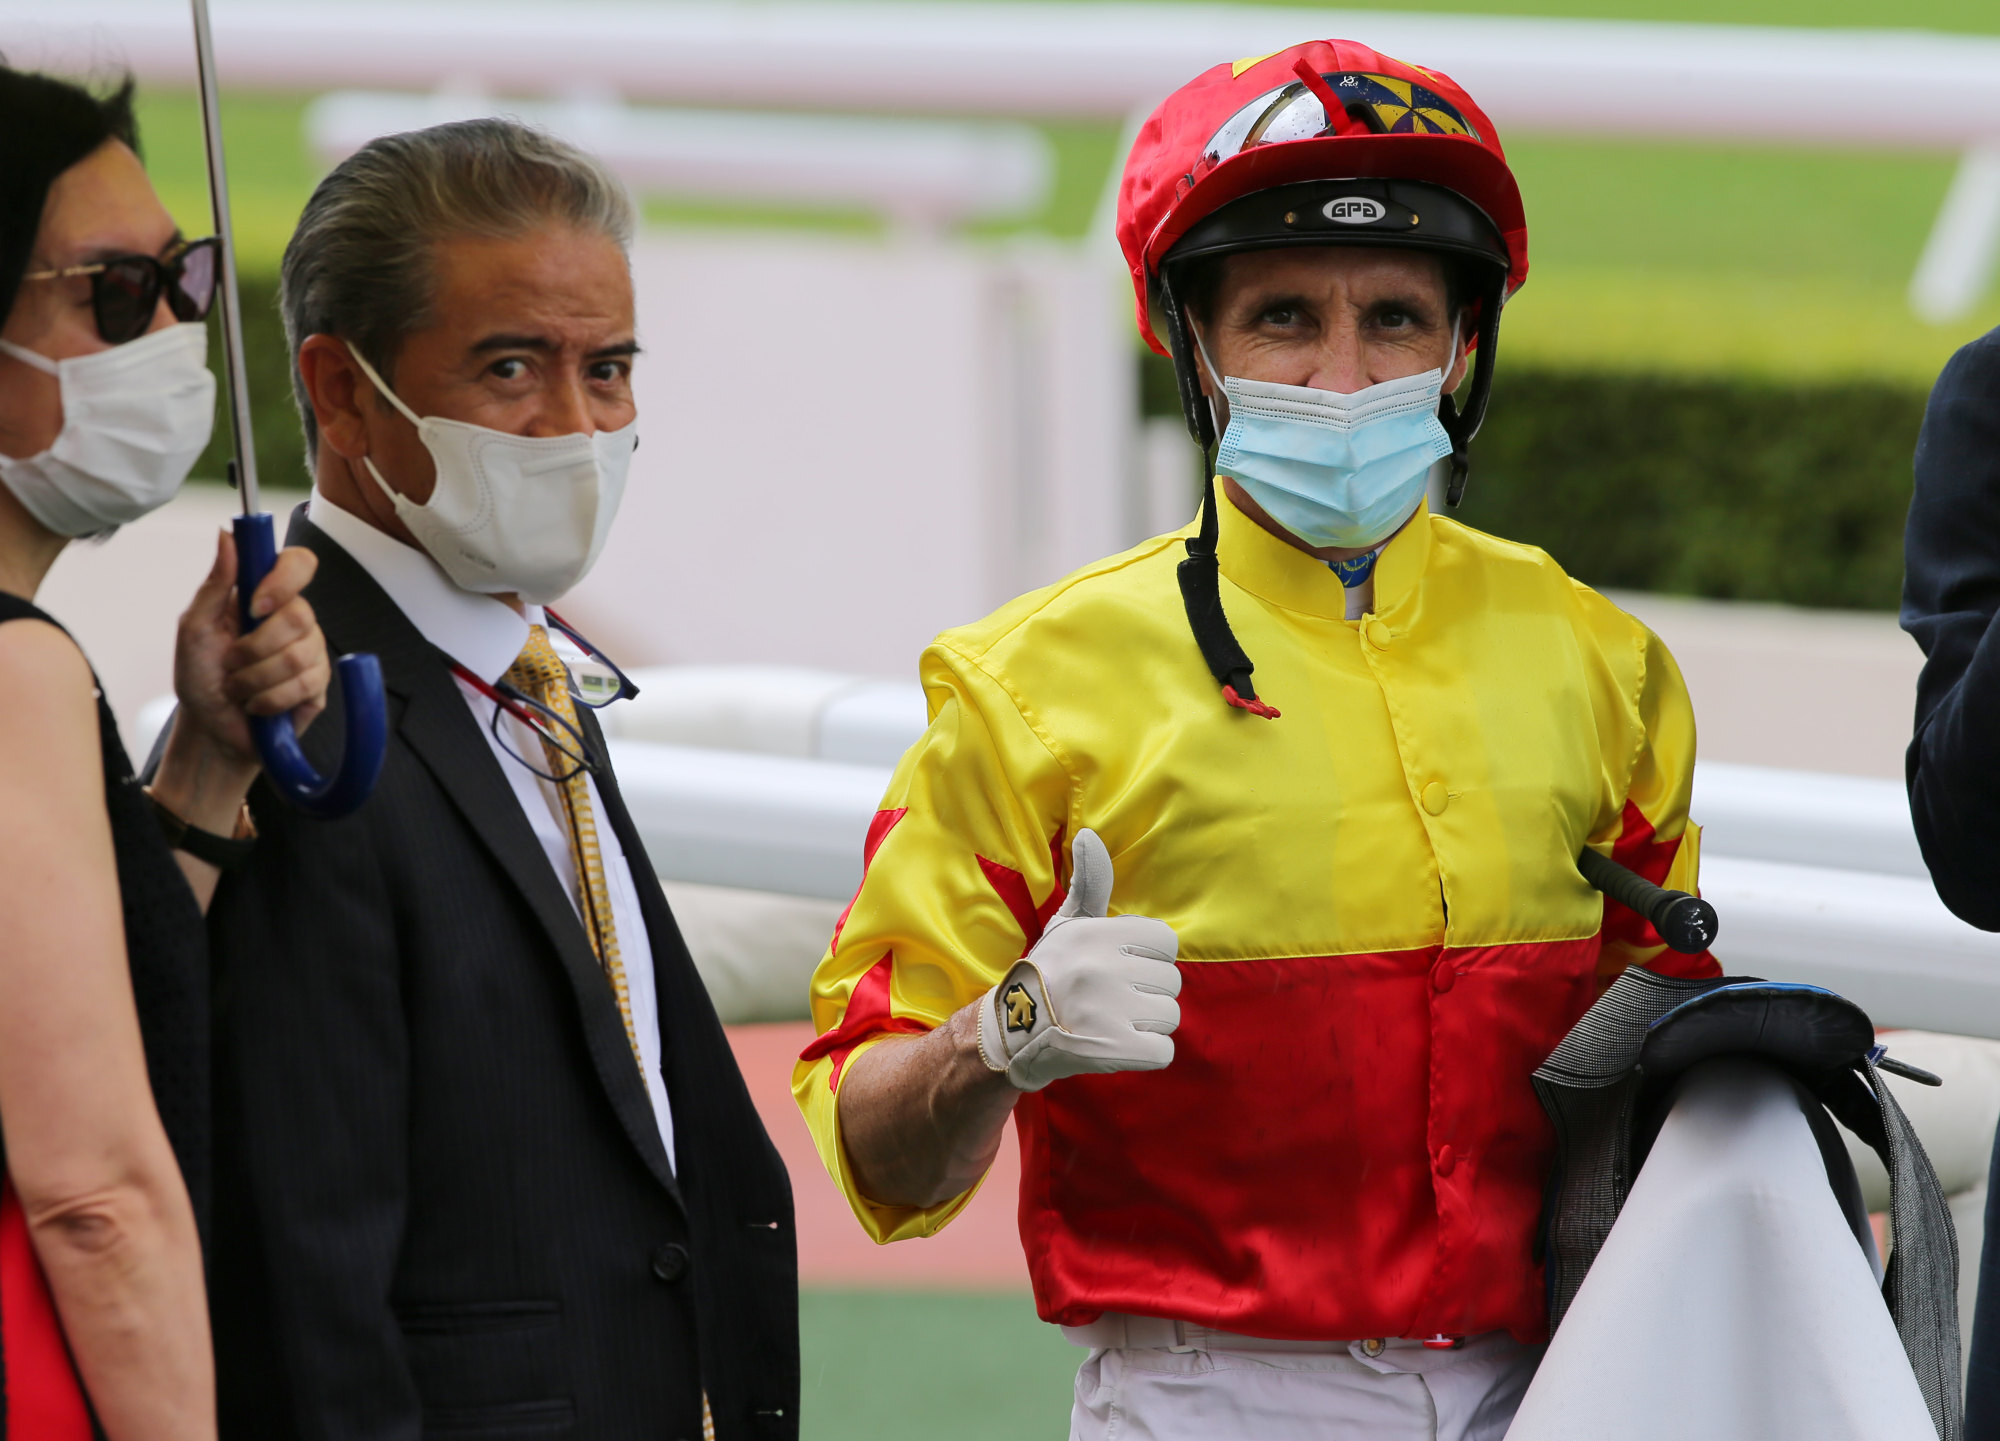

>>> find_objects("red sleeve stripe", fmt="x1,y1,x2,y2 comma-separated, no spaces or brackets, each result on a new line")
804,822,1070,1093
828,807,908,957
798,952,930,1089
975,826,1069,958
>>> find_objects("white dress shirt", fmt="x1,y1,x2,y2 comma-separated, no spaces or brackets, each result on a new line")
308,492,676,1170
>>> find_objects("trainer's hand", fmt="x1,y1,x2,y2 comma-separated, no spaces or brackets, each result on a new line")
173,529,330,768
975,829,1181,1092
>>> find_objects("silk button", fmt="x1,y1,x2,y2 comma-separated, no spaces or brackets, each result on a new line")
1432,961,1456,994
1365,618,1393,650
1421,781,1449,815
1435,1145,1457,1177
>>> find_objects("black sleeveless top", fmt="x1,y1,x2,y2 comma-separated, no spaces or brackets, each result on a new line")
0,593,210,1227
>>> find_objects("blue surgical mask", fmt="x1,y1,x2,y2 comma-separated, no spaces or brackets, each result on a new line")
1203,337,1455,552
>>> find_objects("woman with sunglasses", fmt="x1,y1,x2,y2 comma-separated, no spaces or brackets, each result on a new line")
0,68,331,1441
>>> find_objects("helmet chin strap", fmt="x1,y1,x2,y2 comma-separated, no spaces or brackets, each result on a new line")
1438,276,1506,507
1159,275,1279,719
1186,319,1229,443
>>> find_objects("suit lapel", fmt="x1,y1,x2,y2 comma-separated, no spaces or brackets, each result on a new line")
291,510,682,1204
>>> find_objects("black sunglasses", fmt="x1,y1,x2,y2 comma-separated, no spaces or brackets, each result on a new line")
22,237,221,346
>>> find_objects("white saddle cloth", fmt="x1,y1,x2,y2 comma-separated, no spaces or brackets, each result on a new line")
1507,1056,1938,1441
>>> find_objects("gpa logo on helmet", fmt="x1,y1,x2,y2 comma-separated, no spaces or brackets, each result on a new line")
1323,197,1387,225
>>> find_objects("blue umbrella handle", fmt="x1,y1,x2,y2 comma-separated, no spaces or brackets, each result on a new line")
234,512,387,818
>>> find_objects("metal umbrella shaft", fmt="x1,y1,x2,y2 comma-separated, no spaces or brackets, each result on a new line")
190,0,258,513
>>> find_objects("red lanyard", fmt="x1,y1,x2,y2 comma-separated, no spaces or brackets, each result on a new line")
448,660,569,749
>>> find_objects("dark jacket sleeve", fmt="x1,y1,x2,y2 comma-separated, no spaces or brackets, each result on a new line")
1904,326,2000,929
208,769,419,1441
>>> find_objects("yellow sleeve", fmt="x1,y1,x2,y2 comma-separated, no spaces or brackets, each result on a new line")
790,638,1074,1242
1588,612,1717,982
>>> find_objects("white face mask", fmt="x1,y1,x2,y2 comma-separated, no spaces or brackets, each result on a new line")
347,345,634,605
0,323,216,537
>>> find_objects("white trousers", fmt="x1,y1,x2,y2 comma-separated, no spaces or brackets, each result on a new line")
1065,1324,1541,1441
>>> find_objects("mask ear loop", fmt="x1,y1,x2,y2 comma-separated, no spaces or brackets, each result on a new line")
343,341,426,508
0,339,59,376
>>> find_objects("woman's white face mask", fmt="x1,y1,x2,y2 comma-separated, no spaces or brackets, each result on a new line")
346,344,635,604
0,323,216,537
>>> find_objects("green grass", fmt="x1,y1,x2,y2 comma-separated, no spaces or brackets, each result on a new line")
1511,140,1960,286
131,89,325,272
801,1289,1077,1440
1452,137,1998,383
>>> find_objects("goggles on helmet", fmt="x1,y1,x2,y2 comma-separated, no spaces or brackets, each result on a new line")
1203,72,1481,169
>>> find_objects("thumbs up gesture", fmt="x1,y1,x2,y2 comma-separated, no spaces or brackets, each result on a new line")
975,829,1183,1092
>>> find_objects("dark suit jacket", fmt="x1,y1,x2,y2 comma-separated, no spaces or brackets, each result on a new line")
1902,325,2000,1434
207,511,798,1441
1905,325,2000,927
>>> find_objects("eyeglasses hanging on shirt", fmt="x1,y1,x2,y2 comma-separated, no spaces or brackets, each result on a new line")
542,610,640,710
445,612,638,784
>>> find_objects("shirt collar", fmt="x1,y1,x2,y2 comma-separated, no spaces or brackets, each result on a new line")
306,491,543,685
1214,485,1432,623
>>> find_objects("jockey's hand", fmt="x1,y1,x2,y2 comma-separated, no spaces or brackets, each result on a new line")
975,828,1181,1092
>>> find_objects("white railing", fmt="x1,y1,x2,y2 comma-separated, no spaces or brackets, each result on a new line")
304,91,1054,232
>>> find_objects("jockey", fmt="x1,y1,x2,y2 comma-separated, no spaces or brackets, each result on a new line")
794,37,1718,1440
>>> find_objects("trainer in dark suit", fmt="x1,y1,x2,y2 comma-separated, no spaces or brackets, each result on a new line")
205,118,797,1440
1903,322,2000,1434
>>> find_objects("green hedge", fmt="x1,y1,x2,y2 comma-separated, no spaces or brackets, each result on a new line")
1142,352,1927,612
194,273,309,492
218,273,1927,613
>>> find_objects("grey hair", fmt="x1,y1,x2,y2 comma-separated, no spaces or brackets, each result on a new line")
279,117,634,461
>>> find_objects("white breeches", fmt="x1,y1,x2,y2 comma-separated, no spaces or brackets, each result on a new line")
1064,1323,1540,1441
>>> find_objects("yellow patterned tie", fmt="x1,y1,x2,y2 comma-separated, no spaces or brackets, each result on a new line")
508,630,710,1438
504,626,641,1070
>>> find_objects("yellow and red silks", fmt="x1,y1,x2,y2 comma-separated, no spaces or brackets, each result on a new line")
794,492,1716,1346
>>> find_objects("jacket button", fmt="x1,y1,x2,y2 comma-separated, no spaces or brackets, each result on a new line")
1432,961,1456,994
1421,781,1449,815
1360,1337,1385,1357
650,1242,690,1283
1435,1145,1457,1177
1365,618,1393,650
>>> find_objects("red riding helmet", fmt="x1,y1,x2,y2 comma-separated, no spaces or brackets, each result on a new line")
1118,39,1530,719
1117,37,1528,358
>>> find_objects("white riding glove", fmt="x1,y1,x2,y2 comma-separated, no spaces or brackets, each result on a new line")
974,828,1182,1093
